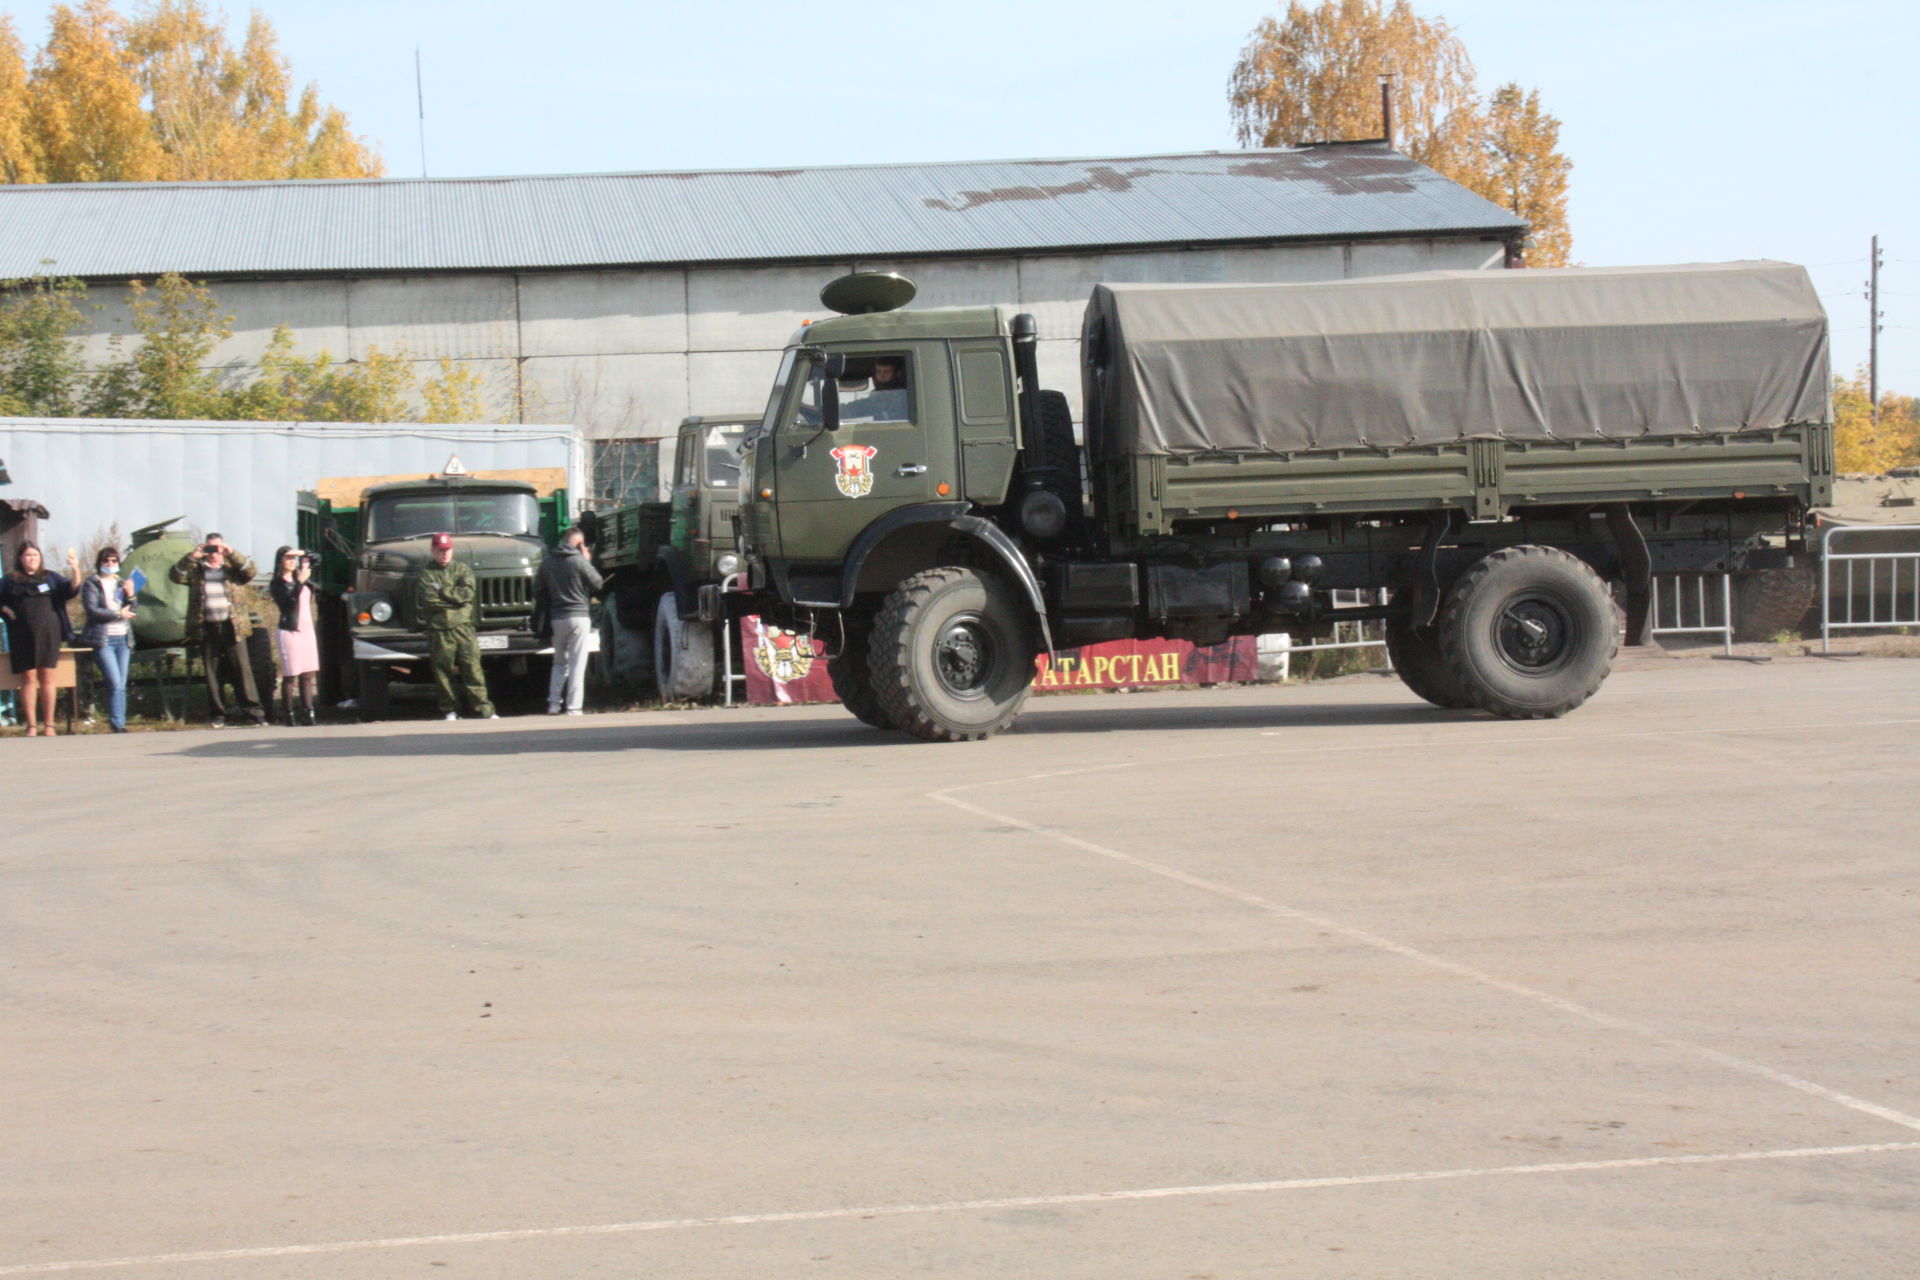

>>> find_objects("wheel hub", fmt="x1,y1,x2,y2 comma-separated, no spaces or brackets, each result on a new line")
1496,596,1572,672
935,615,995,697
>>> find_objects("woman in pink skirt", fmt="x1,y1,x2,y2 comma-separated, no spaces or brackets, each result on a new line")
268,547,322,726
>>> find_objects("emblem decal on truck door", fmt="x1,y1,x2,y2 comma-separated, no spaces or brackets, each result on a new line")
830,444,878,498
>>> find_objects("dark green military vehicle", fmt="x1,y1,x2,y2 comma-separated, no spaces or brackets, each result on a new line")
583,414,753,701
298,472,570,718
732,264,1834,741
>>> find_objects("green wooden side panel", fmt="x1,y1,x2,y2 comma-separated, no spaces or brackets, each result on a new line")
1128,426,1830,532
595,502,673,571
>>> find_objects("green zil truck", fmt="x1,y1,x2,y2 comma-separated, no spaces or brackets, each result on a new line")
582,414,754,701
730,264,1834,741
298,472,570,718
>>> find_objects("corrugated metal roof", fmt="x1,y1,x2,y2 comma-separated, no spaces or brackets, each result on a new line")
0,144,1525,279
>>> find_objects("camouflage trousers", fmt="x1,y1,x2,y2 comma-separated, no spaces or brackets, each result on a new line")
427,626,495,717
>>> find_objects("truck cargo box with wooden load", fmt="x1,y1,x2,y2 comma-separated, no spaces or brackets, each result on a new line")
733,263,1833,740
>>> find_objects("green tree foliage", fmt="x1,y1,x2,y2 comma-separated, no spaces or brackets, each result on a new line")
1228,1,1573,266
0,273,91,415
0,273,487,424
1833,367,1920,475
0,0,380,184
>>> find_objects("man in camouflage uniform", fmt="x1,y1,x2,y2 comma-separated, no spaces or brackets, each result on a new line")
414,532,497,720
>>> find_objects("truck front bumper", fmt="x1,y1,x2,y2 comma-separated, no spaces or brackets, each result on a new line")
353,632,554,661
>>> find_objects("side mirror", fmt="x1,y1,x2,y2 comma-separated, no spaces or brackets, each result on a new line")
824,353,847,379
821,372,840,432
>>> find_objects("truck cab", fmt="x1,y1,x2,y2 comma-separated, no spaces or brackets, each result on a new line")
587,414,757,700
300,472,569,718
739,306,1033,607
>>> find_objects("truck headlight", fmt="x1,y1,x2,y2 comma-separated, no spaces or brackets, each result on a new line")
716,553,741,577
369,600,393,623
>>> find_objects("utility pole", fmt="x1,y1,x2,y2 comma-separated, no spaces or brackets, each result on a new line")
1868,235,1883,428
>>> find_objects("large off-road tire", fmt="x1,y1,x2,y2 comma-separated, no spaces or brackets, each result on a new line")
1385,617,1476,709
869,567,1037,742
356,660,391,722
1440,546,1618,719
1732,566,1817,642
654,592,717,702
828,614,896,730
598,601,654,689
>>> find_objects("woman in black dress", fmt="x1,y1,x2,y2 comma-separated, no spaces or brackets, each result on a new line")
0,542,81,735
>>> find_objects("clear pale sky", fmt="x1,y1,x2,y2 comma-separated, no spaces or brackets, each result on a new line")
8,0,1915,389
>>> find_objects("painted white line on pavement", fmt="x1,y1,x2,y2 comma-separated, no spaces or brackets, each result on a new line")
931,786,1920,1137
5,1142,1916,1275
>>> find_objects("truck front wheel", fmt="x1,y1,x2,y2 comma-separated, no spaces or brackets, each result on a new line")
1440,546,1617,719
1385,618,1475,709
654,593,717,702
869,567,1037,742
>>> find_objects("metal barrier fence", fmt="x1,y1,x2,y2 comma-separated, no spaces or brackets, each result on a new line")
1649,572,1733,655
1821,524,1920,654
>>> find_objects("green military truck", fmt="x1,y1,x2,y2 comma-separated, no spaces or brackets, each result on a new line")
581,414,754,701
730,264,1834,741
297,469,571,718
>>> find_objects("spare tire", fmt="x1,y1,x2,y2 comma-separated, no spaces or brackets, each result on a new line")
1732,566,1817,642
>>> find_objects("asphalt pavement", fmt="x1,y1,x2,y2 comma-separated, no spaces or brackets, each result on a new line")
4,654,1919,1278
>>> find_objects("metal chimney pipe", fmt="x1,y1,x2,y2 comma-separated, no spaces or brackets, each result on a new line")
1378,74,1395,147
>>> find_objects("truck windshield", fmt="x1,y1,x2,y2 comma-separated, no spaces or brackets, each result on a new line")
365,491,541,541
705,425,747,488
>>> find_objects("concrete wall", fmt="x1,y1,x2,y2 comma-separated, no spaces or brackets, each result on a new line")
72,236,1507,495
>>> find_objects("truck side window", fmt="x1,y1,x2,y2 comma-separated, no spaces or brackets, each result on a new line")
794,352,913,428
705,426,746,487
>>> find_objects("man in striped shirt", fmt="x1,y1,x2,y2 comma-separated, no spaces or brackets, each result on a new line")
171,533,268,728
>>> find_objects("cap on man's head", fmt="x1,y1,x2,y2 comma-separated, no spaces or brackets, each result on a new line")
430,532,454,551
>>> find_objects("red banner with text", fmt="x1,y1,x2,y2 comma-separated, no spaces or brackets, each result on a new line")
739,618,1258,706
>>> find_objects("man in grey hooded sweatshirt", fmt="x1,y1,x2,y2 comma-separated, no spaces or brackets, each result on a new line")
537,527,604,714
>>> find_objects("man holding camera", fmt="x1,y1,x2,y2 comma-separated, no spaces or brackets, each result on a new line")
169,532,268,727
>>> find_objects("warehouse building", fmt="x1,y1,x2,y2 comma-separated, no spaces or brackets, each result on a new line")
0,144,1527,502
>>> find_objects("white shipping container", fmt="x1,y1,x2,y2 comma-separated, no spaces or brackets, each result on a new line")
0,417,583,560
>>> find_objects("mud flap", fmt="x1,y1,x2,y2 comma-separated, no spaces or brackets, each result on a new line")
1605,503,1654,647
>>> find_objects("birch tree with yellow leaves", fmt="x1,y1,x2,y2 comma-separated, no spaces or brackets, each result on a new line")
0,0,380,184
1833,369,1920,475
1229,0,1573,266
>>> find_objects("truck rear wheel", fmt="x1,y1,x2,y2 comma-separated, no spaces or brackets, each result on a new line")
828,614,896,730
1440,546,1617,719
654,593,716,702
356,661,391,722
869,566,1036,742
1385,618,1475,709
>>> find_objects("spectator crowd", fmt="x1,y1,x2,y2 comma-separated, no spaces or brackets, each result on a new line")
1,525,605,735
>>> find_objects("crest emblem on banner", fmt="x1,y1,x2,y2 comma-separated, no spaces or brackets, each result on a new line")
830,444,878,498
753,625,816,683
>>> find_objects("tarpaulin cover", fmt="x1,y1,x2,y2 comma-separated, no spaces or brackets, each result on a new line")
1081,262,1830,456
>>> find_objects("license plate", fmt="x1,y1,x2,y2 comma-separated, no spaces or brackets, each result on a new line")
477,634,509,651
